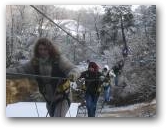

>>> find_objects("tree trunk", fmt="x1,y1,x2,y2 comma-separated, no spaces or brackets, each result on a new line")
120,14,128,57
120,14,127,48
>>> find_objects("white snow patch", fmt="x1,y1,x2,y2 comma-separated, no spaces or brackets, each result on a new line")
6,102,80,117
6,102,48,117
65,103,80,117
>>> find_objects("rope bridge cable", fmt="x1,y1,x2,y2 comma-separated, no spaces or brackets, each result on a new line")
6,72,68,80
30,5,77,42
6,72,105,82
34,102,40,117
30,5,101,58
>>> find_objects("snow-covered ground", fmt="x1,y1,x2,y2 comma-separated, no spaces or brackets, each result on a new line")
6,102,48,117
6,102,80,117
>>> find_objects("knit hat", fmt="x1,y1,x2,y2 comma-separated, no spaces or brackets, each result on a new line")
88,62,99,72
104,65,109,71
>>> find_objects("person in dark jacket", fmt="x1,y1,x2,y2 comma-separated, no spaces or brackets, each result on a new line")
112,59,124,86
79,62,103,117
6,37,80,117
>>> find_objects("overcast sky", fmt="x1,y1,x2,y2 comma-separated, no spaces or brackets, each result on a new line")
56,5,102,11
56,5,139,11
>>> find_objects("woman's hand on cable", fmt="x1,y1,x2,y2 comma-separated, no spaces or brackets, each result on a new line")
67,72,77,82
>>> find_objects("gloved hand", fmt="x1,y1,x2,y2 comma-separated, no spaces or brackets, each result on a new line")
109,70,116,77
68,72,77,82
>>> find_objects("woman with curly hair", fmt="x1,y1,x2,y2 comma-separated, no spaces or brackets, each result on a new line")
7,37,80,117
